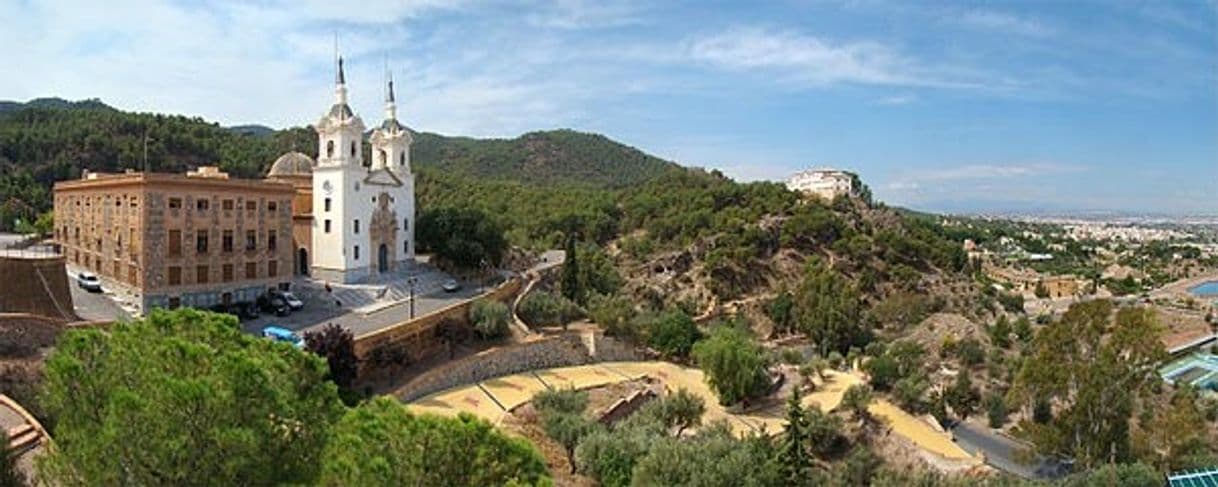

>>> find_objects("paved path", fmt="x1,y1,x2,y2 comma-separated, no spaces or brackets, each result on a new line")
951,421,1068,479
402,361,974,461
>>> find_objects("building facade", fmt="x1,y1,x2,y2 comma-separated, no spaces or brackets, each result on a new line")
786,168,855,200
310,58,416,284
53,167,295,312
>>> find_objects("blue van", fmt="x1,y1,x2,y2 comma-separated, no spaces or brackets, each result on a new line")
261,326,304,348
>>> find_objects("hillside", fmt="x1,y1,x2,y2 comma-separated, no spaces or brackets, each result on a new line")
0,99,677,231
412,130,679,189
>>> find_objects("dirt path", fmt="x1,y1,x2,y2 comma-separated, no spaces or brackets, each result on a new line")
402,360,976,462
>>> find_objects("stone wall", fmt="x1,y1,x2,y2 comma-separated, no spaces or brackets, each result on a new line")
397,331,644,403
353,277,523,381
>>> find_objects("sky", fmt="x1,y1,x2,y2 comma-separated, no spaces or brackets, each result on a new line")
2,0,1216,215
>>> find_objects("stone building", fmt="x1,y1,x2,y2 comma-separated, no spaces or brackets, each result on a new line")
786,168,855,200
266,151,315,276
53,167,295,312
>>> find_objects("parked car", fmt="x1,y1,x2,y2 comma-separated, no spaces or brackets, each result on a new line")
261,326,304,348
268,289,304,311
208,303,259,321
75,272,102,292
256,294,291,316
442,279,461,293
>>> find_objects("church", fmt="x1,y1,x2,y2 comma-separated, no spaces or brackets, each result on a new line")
266,56,416,284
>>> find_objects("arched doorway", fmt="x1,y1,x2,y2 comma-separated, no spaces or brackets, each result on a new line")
298,248,309,276
378,244,388,273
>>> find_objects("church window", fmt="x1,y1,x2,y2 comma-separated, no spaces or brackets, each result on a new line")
196,265,209,284
404,241,409,254
353,219,360,234
268,261,278,277
399,153,405,166
353,245,360,260
379,150,387,166
324,198,331,212
168,266,181,286
403,218,409,231
326,140,335,158
245,230,256,251
350,141,356,157
324,220,331,233
268,231,277,251
246,200,256,211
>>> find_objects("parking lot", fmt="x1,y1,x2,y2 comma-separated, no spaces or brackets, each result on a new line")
238,277,487,337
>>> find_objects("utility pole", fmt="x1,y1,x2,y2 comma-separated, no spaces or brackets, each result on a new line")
143,129,153,173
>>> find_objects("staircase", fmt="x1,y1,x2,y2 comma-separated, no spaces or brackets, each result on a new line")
6,424,40,456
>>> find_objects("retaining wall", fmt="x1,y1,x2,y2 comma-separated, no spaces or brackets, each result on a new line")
0,255,75,321
398,332,644,402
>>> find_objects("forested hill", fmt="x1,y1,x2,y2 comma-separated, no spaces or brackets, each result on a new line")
412,130,679,189
0,98,679,230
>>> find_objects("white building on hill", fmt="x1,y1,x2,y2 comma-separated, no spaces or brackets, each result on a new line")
786,168,855,200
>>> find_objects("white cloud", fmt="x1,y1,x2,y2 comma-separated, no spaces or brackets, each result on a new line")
685,27,992,89
876,94,917,105
525,0,649,29
907,163,1084,183
956,10,1053,38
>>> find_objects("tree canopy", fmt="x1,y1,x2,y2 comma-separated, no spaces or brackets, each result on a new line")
38,308,344,486
320,397,551,486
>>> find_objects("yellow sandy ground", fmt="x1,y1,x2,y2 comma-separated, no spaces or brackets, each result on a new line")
480,374,550,412
534,364,624,391
867,401,973,460
404,361,973,461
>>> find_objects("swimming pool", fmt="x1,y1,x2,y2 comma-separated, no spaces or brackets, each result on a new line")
1160,353,1218,391
1188,281,1218,297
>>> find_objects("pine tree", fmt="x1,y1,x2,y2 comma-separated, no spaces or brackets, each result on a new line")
560,235,581,305
780,386,809,483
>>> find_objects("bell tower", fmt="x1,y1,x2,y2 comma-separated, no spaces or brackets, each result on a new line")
315,57,365,168
311,52,371,283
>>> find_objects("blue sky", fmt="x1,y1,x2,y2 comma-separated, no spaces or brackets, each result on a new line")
2,0,1216,214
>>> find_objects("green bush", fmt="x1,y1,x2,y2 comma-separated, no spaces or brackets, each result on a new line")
646,310,701,359
691,326,770,405
517,291,581,328
469,300,512,340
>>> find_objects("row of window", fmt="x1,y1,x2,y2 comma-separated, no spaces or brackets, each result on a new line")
61,227,138,256
66,194,139,208
166,261,278,286
167,230,277,256
322,140,408,167
320,218,409,234
167,197,279,212
347,241,409,260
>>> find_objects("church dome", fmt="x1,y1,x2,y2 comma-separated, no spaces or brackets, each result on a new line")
267,151,315,177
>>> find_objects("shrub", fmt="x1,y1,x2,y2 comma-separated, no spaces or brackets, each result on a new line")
955,337,985,367
469,300,511,340
691,326,770,405
304,323,358,390
646,310,701,359
517,291,582,328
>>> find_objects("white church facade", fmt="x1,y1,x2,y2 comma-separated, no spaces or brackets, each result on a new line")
294,56,416,284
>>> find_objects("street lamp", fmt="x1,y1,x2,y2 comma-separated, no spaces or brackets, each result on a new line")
408,277,418,319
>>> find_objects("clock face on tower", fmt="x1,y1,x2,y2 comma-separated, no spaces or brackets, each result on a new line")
322,180,333,195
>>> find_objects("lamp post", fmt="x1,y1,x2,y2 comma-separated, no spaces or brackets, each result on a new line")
408,277,418,319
